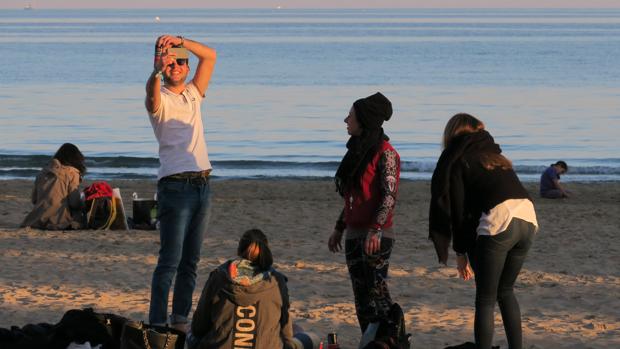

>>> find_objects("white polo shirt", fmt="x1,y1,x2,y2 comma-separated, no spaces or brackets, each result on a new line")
149,82,212,179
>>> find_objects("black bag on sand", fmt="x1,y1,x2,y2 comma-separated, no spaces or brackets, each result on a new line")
0,308,128,349
444,342,499,349
94,312,130,349
0,323,55,349
131,198,157,230
120,321,185,349
362,302,412,349
51,308,129,349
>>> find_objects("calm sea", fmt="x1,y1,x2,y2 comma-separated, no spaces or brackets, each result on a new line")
1,8,619,181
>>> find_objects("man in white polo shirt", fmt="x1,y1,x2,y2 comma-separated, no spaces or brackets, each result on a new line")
145,34,216,329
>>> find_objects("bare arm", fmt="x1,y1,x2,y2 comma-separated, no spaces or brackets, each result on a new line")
185,37,217,96
552,178,569,197
145,69,162,114
145,36,166,113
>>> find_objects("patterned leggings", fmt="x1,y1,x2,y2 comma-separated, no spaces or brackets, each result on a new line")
345,236,394,333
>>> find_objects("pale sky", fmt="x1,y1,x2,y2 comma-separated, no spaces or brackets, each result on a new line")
3,0,620,9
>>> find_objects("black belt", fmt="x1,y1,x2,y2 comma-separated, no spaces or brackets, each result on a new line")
160,170,211,183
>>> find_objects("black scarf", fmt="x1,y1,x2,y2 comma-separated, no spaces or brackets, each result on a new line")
428,130,502,263
335,129,388,196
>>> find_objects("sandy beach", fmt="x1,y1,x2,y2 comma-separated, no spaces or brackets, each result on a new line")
0,179,618,348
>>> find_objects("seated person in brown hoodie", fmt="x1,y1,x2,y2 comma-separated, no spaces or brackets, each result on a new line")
21,143,86,230
188,229,304,349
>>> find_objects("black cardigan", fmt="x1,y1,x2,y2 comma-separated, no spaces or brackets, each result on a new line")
429,131,531,264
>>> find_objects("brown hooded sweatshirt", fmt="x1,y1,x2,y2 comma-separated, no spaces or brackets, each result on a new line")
189,259,301,349
21,159,84,229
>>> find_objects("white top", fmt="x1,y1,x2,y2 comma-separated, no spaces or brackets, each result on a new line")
477,198,538,236
149,83,212,179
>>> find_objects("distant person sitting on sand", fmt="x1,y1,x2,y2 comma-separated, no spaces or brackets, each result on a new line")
187,229,306,349
21,143,86,230
540,161,569,198
429,113,538,349
329,92,401,334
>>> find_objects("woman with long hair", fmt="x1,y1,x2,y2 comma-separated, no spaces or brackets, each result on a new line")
328,92,401,334
188,229,303,349
21,143,86,229
429,113,538,349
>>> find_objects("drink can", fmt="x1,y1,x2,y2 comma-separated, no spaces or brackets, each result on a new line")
327,332,338,345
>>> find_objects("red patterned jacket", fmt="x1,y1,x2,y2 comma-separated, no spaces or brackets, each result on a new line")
341,140,400,231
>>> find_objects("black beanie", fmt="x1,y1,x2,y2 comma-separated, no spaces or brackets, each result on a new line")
353,92,393,130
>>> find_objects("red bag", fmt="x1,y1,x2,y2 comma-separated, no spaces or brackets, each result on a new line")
83,182,116,230
83,181,113,201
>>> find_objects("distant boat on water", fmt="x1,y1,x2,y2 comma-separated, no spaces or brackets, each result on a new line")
24,3,34,10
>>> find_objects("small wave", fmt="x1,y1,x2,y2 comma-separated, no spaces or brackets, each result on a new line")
1,155,619,180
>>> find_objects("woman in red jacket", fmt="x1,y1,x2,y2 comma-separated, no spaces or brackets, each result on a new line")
328,92,400,333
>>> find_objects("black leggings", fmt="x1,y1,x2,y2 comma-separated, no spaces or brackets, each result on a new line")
471,218,535,349
345,237,394,333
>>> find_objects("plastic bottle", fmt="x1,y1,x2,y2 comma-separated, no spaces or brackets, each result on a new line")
154,43,162,67
150,193,158,226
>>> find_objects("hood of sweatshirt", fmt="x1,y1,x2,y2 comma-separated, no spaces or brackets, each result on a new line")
43,158,80,180
216,258,281,307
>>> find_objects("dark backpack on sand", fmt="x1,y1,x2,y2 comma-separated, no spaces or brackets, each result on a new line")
363,303,412,349
0,323,55,349
51,308,129,349
84,182,117,230
0,308,128,349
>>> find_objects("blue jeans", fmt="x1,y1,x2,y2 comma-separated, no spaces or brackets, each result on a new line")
540,189,564,199
149,178,212,325
471,218,535,349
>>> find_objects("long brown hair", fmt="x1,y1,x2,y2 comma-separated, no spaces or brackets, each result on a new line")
443,113,512,170
53,143,86,175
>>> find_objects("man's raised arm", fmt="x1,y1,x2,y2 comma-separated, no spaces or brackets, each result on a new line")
183,37,217,96
145,36,165,113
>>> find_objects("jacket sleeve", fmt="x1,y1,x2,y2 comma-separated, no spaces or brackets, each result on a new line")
271,272,300,349
372,149,400,230
191,271,218,339
67,173,83,210
449,162,467,254
30,183,37,205
281,312,302,349
334,208,345,233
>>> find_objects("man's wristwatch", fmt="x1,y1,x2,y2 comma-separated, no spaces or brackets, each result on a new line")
153,69,163,79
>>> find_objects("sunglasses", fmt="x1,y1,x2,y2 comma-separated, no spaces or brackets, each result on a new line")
168,58,188,67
